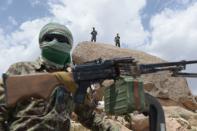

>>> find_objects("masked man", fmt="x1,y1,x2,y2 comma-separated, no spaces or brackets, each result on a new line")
0,23,129,131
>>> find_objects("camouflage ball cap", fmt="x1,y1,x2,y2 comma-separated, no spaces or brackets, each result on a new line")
39,23,73,68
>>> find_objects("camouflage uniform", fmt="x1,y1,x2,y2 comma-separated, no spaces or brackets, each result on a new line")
0,58,122,131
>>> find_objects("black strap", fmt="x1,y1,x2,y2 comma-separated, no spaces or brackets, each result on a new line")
145,93,166,131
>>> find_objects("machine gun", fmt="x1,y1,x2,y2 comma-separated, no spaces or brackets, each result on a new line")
73,58,197,103
2,57,197,131
72,57,197,131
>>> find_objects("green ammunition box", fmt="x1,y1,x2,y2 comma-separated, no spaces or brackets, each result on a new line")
104,76,146,115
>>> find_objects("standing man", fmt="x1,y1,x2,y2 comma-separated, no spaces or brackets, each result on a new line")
115,33,120,47
91,27,97,42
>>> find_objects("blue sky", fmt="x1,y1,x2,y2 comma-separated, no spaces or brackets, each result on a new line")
0,0,197,94
0,0,50,33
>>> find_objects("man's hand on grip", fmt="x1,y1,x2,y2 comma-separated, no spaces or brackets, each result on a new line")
53,72,77,93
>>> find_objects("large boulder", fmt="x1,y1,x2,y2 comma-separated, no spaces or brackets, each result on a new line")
72,41,195,106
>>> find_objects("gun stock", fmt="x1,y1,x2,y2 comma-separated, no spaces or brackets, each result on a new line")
3,73,60,107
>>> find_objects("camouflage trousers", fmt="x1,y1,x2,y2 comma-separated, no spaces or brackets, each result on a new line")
1,87,73,131
0,87,122,131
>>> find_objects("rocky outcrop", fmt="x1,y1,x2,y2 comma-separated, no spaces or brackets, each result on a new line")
72,42,195,106
70,106,197,131
116,106,197,131
164,106,197,131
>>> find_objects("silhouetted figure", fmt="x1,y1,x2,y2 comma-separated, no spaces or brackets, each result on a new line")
91,27,97,42
114,33,120,47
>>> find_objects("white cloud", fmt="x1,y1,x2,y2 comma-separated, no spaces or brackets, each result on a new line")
145,3,197,60
48,0,148,46
141,2,197,95
0,18,51,73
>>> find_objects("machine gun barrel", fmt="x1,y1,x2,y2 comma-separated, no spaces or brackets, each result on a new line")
172,72,197,77
139,60,197,74
140,60,197,68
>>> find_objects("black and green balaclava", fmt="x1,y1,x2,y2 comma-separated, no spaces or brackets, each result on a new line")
39,23,73,69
